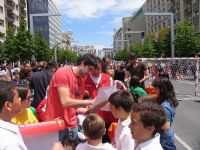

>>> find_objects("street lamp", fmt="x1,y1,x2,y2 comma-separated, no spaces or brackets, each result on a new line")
144,12,175,57
25,0,30,29
53,41,69,65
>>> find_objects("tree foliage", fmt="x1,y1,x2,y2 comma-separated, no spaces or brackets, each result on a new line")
3,26,18,62
149,28,171,57
130,37,157,58
34,32,52,61
115,49,129,61
15,19,34,61
1,19,52,62
174,22,200,57
57,48,77,64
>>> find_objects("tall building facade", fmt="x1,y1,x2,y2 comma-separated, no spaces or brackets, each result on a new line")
29,0,62,48
73,45,96,56
145,0,171,34
145,0,200,33
113,28,124,52
0,0,27,42
62,31,73,50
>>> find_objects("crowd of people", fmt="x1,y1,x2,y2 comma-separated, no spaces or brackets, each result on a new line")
0,54,178,150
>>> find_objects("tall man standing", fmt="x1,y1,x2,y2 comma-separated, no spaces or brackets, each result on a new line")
45,54,97,145
125,55,149,89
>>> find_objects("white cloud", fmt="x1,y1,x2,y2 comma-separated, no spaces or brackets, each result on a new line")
112,0,146,12
109,16,123,27
53,0,146,19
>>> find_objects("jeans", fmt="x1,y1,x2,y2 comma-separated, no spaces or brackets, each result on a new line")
161,137,176,150
59,127,79,146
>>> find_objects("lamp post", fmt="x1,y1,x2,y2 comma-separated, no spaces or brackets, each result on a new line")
144,12,175,57
25,0,30,29
53,41,69,65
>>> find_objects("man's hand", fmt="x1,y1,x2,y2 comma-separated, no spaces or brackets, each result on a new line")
84,101,108,115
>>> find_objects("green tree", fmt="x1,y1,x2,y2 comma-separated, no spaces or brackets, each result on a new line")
174,22,200,57
157,28,171,57
15,19,34,61
131,37,157,58
4,26,18,62
57,48,77,64
34,32,52,61
115,49,129,61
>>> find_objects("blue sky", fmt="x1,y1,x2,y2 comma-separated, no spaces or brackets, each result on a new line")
54,0,146,50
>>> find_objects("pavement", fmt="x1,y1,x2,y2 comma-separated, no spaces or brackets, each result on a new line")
170,80,200,150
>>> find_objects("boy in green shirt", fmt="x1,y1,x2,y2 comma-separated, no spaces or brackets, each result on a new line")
128,75,147,103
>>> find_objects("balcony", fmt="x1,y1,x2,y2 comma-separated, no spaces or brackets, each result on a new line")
7,13,15,23
6,1,15,11
19,0,26,7
19,9,26,18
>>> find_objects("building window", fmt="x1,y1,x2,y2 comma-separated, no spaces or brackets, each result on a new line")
16,4,18,11
0,6,3,13
0,19,4,27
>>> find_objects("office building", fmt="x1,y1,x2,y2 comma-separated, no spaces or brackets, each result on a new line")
0,0,27,42
29,0,62,48
73,45,96,56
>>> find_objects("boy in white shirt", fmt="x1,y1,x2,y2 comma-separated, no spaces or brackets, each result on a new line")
129,102,166,150
108,90,135,150
76,114,116,150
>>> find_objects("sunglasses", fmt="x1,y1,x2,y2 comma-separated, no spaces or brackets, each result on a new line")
26,94,34,101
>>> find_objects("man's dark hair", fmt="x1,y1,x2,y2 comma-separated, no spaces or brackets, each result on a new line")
76,54,97,69
83,114,105,140
94,57,102,65
129,54,137,60
0,80,16,112
45,60,57,70
132,102,166,135
108,90,134,112
17,84,29,101
102,56,110,62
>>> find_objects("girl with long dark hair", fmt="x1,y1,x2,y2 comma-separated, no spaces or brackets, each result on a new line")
152,77,178,150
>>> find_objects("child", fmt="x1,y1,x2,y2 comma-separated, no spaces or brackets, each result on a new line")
152,77,178,150
11,84,38,125
129,102,166,150
76,114,116,150
129,75,147,103
108,90,135,150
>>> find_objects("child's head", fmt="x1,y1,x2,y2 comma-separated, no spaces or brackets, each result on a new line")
82,114,105,140
159,72,169,79
108,90,134,119
17,84,33,109
129,75,140,87
0,80,22,118
129,102,166,143
152,77,178,107
138,95,156,104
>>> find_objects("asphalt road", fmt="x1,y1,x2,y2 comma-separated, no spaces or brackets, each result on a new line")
172,80,200,150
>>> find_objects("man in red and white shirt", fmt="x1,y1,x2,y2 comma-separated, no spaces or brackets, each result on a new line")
84,57,117,142
45,54,97,145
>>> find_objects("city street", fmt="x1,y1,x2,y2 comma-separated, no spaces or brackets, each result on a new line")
171,80,200,150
